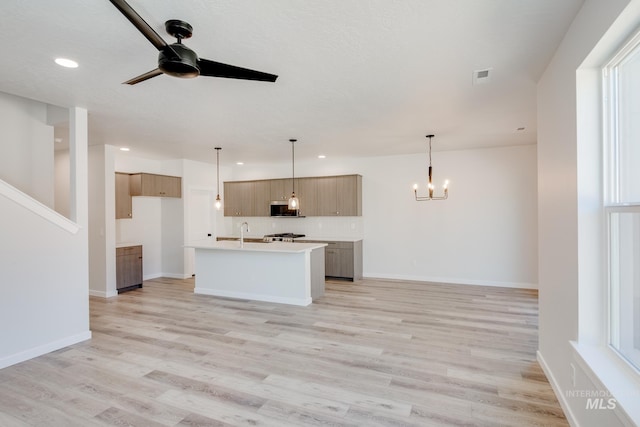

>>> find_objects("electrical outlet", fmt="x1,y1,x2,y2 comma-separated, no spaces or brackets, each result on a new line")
570,363,576,387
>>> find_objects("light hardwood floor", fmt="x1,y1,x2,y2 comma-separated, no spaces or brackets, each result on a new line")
0,277,568,426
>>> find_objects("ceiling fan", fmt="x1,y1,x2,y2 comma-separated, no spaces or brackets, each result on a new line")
108,0,278,85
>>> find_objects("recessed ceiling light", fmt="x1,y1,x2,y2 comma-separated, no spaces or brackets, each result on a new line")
54,138,63,143
120,147,130,152
318,155,326,159
236,162,244,166
55,58,79,68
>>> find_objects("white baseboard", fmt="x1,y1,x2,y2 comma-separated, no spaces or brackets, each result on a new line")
0,331,92,370
537,350,579,427
161,273,191,280
89,289,117,298
363,273,537,289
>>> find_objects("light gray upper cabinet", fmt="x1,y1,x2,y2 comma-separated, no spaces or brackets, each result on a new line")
223,175,361,217
115,172,132,219
316,176,338,216
129,173,181,198
115,172,182,219
253,180,271,217
270,178,292,201
316,175,362,216
297,177,318,217
336,175,362,216
224,181,255,217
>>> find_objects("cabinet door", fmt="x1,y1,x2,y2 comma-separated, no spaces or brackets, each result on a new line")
224,182,239,216
316,176,338,216
116,246,143,290
253,180,271,216
297,177,317,216
336,175,361,216
141,173,161,196
270,178,291,201
160,175,182,197
325,246,339,277
335,248,354,278
224,181,254,216
324,242,354,278
115,173,132,219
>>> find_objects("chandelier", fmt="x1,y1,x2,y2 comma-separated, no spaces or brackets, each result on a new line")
413,134,449,201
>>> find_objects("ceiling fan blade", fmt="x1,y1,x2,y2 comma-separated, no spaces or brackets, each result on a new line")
123,68,163,85
197,58,278,82
108,0,179,60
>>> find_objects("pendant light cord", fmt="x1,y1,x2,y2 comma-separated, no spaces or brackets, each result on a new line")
290,139,297,193
215,147,221,197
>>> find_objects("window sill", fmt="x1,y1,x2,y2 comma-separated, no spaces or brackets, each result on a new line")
571,341,640,425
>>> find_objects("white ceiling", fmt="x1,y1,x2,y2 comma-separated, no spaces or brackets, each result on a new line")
0,0,583,165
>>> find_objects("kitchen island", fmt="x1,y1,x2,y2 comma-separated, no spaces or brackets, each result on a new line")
185,240,327,306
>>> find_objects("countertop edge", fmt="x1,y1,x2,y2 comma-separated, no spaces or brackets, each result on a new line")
185,241,328,254
216,236,363,243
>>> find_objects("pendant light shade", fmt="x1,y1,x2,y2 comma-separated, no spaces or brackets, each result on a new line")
214,147,222,210
288,138,300,210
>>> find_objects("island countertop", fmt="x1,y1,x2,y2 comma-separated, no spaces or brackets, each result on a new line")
185,239,327,253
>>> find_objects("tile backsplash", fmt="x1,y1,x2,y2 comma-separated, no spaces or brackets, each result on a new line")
224,216,363,239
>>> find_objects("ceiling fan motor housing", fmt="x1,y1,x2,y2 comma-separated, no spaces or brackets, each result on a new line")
158,43,199,78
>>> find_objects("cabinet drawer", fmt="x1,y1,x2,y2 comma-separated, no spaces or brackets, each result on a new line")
324,241,353,250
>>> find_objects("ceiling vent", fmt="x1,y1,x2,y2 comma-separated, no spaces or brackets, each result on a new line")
473,68,492,85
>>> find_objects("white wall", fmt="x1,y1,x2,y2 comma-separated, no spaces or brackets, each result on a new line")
0,97,90,369
115,155,165,279
225,143,538,288
113,156,216,280
182,159,219,277
0,91,54,208
88,145,117,297
160,160,185,278
54,150,70,218
537,0,638,425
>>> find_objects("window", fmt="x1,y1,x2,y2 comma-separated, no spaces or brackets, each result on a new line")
604,30,640,371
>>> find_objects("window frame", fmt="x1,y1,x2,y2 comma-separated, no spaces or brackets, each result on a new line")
603,28,640,373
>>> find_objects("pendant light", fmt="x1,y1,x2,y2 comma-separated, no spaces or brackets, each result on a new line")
288,138,300,210
413,134,449,201
214,147,222,210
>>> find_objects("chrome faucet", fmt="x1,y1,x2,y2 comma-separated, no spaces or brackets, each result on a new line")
240,222,250,248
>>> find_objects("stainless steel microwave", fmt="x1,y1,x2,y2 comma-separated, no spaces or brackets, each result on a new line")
270,200,300,217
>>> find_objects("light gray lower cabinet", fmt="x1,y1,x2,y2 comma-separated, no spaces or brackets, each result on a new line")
307,240,362,281
116,245,143,293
